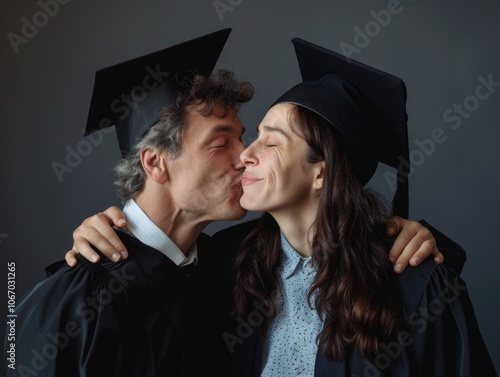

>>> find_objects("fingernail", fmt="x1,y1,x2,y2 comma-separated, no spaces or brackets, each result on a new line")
389,257,396,264
111,253,121,262
91,254,99,263
120,251,128,259
118,219,127,226
394,264,403,273
411,257,419,265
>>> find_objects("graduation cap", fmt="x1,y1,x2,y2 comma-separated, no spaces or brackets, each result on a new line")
85,28,232,157
273,38,409,217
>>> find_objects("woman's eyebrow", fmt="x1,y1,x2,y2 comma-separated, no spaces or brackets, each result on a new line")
259,125,291,139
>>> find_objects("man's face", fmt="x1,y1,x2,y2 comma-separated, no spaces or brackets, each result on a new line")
166,103,247,223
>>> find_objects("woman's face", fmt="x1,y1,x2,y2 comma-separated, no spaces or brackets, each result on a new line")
239,103,323,215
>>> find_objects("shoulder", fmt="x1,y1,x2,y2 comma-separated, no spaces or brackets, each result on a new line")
392,257,463,316
16,252,133,328
41,230,180,309
418,219,467,274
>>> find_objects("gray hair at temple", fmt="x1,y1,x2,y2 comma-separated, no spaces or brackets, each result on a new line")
113,69,254,201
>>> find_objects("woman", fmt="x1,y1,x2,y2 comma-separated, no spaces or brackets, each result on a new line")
66,39,494,375
211,38,495,376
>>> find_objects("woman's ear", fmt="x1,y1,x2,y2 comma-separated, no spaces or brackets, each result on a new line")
312,161,325,190
140,149,169,184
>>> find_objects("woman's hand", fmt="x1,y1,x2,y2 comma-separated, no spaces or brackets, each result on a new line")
65,206,129,266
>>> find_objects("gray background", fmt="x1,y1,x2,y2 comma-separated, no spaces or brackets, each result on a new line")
1,0,499,371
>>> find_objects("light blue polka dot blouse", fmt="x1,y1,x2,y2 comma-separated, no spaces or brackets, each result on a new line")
260,233,323,377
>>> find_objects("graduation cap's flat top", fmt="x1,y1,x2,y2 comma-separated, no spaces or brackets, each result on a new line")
85,28,231,157
273,38,409,217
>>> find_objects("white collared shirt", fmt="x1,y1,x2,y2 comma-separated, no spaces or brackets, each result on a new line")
122,199,198,267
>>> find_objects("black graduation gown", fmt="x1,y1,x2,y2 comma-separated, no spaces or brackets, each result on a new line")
212,220,497,377
5,230,230,377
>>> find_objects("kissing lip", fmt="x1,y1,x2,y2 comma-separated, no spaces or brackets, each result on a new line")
230,176,243,190
241,173,262,186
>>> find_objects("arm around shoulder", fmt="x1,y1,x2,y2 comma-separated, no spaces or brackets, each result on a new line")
419,220,467,274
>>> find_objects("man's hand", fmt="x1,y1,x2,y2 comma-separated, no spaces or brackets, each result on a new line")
65,206,129,267
387,216,444,273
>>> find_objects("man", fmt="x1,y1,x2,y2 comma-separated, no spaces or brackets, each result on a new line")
7,28,453,377
7,28,252,377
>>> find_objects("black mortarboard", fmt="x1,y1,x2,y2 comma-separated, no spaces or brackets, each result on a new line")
273,38,409,217
85,28,232,157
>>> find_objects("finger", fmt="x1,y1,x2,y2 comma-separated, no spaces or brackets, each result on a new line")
407,240,440,266
74,231,122,262
387,220,417,264
393,234,438,273
389,220,430,272
73,225,125,262
103,206,128,228
432,250,444,264
77,217,128,260
65,248,79,267
393,252,411,273
386,216,404,237
73,235,103,262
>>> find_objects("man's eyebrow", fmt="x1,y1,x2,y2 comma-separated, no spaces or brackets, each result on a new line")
259,125,291,139
210,125,235,134
202,125,245,143
208,125,245,135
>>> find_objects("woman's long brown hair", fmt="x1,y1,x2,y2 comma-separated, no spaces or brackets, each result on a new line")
232,105,399,360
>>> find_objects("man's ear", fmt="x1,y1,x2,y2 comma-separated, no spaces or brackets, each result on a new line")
312,161,325,190
140,149,169,184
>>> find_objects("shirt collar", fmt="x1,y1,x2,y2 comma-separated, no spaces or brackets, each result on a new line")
280,232,313,279
122,199,198,267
